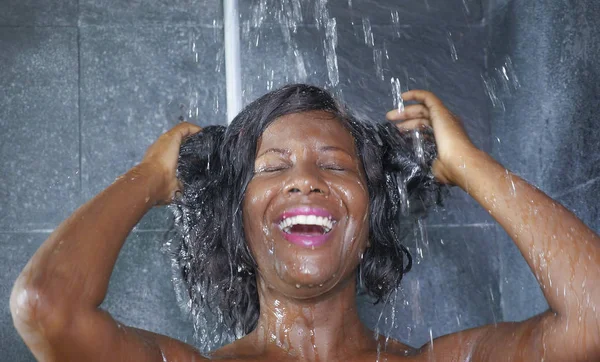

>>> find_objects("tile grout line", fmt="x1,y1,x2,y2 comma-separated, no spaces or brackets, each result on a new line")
77,19,83,196
494,224,507,322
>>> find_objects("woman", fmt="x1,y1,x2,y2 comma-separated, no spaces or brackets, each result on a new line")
10,84,600,361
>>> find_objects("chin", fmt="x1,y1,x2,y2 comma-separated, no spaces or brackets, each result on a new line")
265,252,357,298
250,217,368,298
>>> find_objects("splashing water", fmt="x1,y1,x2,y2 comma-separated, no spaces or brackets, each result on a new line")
391,77,405,112
362,17,374,47
447,31,459,62
391,10,402,37
482,56,521,110
325,17,340,87
373,48,384,81
165,0,460,356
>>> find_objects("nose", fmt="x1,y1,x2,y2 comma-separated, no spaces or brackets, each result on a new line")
285,164,329,196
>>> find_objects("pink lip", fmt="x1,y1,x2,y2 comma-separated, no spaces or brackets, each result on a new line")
276,207,336,248
281,231,332,248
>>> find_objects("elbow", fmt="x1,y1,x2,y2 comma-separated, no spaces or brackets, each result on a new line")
10,279,65,362
10,274,71,341
10,276,41,329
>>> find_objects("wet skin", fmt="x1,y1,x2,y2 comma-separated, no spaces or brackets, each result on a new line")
243,111,369,297
11,91,600,362
226,111,409,360
215,111,463,361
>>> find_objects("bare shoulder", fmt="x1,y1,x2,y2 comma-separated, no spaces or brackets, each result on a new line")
413,314,548,362
209,334,264,359
374,334,420,357
134,327,209,361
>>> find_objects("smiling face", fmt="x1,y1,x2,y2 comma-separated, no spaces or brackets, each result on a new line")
242,111,370,299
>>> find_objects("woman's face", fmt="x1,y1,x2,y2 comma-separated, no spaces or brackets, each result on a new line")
242,111,370,299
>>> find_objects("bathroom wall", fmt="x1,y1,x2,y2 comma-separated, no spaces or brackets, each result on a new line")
1,0,598,359
486,0,600,322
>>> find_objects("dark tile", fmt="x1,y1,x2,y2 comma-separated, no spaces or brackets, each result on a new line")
241,23,492,225
239,0,483,28
357,225,501,348
240,25,329,105
489,0,600,183
241,23,490,149
0,27,79,231
0,0,78,26
0,232,45,362
495,226,548,322
329,0,483,27
488,0,600,234
487,0,600,321
551,180,600,234
425,187,495,227
336,24,492,226
80,0,221,26
79,25,226,230
101,231,195,344
335,24,490,148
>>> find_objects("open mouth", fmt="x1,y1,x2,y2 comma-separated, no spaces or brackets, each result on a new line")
276,208,337,248
278,215,334,235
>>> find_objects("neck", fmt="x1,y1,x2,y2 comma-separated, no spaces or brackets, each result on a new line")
249,274,374,361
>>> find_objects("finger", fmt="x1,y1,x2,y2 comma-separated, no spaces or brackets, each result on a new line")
176,179,184,195
386,104,430,121
170,122,203,139
401,90,445,109
401,90,465,132
394,118,432,131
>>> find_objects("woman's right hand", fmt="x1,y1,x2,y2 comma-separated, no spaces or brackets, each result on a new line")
139,122,202,205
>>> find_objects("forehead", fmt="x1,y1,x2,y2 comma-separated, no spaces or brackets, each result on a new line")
258,111,355,152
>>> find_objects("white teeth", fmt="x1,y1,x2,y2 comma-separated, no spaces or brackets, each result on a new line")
278,214,335,233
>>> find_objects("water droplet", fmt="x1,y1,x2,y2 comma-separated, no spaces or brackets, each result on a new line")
390,77,404,112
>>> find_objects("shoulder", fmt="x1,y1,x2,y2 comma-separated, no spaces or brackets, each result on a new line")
375,336,420,357
136,328,209,361
209,335,262,359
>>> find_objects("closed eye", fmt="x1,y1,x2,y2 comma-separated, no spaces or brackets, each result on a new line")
256,165,288,173
321,164,345,171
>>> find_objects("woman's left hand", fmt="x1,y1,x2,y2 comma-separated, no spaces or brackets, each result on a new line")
386,90,479,185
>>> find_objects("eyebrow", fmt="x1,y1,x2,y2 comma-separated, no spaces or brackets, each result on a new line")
256,145,353,158
256,148,290,158
319,146,350,154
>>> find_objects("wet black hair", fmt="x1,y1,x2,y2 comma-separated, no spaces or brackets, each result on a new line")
167,84,443,351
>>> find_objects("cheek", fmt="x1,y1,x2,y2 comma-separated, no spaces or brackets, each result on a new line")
332,178,369,220
330,179,370,248
242,179,281,249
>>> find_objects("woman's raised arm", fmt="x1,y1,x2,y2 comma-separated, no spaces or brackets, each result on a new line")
10,122,206,361
388,91,600,361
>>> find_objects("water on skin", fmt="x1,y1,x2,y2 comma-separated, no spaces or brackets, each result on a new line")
166,0,535,357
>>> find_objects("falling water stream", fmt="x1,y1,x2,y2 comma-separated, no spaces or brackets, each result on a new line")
173,0,524,357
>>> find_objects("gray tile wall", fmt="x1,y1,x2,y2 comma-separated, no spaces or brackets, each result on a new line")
487,0,600,322
1,1,224,359
1,0,598,359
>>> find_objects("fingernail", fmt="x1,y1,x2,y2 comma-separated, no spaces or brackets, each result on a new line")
173,190,183,201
